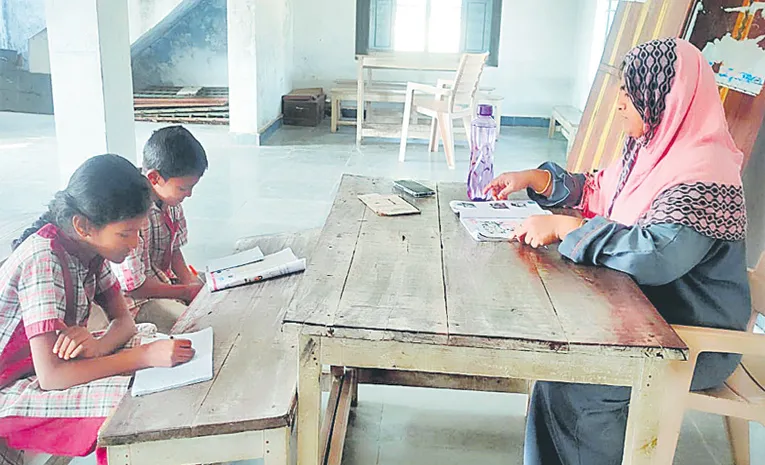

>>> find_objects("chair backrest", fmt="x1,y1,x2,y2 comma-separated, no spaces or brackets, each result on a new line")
447,53,489,112
747,252,765,332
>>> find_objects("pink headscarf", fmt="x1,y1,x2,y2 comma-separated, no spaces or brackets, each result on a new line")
580,38,746,241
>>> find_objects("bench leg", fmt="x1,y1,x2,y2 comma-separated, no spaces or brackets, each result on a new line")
264,428,290,465
330,97,339,133
548,115,556,138
297,335,322,465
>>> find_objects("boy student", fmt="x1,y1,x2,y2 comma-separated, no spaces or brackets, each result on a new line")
111,126,208,333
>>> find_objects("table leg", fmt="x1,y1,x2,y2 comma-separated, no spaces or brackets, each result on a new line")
623,359,676,465
107,445,132,465
297,335,322,465
356,59,364,146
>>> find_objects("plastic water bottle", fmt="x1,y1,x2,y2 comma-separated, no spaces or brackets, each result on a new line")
467,104,496,201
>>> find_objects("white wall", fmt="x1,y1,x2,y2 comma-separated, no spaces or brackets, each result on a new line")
292,0,584,117
256,0,294,130
127,0,185,43
572,0,609,111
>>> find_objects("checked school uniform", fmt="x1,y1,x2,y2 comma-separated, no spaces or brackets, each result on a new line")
0,224,155,463
111,201,188,332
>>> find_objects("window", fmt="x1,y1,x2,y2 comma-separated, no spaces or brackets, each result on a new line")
605,0,619,41
356,0,503,66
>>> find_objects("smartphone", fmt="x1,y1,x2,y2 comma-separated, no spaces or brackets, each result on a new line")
393,180,436,198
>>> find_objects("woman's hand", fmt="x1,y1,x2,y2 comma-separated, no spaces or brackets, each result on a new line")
141,339,195,368
53,325,103,360
512,215,584,248
484,170,552,200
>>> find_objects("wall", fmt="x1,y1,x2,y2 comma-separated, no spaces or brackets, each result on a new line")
571,0,606,111
131,0,228,89
127,0,185,43
292,0,583,117
28,29,48,73
0,0,46,68
256,0,294,130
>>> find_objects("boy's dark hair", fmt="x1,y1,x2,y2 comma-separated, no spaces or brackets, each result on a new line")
13,154,152,250
142,125,208,179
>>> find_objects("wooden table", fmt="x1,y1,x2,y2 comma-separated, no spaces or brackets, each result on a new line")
355,54,460,144
284,175,689,465
99,231,318,465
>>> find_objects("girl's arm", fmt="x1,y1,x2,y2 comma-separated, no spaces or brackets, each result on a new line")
30,332,194,391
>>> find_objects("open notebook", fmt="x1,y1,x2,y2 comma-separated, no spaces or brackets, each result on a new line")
131,327,214,397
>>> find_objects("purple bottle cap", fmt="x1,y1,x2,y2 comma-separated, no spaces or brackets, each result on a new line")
477,104,493,117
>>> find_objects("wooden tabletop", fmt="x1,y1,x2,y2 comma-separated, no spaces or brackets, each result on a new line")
283,175,687,360
99,230,318,447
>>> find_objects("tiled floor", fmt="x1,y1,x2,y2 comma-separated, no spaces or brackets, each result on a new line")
1,112,762,465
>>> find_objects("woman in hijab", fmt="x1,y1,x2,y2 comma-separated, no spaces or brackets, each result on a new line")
484,37,751,465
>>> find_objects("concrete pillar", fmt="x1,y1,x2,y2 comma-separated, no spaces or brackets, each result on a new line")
45,0,137,186
227,0,260,141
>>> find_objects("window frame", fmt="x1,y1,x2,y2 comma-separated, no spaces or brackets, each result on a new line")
355,0,502,67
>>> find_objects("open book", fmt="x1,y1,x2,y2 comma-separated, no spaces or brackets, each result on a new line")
450,200,551,242
206,246,264,273
206,248,306,292
132,327,213,397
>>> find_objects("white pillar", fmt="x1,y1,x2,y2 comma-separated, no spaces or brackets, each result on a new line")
227,0,260,140
46,0,137,187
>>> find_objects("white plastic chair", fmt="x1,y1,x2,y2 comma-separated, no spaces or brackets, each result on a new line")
398,52,489,169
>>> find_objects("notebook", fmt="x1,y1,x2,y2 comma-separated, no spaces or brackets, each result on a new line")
206,247,265,273
131,327,214,397
206,248,307,292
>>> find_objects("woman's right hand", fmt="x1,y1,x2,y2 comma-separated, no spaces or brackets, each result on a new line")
484,169,552,200
142,339,195,368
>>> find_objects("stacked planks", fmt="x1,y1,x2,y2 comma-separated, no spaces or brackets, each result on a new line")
134,86,229,125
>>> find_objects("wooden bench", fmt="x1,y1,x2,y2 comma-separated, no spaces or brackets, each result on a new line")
98,230,319,465
548,105,583,154
330,82,504,138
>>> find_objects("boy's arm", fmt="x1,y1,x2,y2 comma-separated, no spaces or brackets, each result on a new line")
171,249,197,285
130,276,196,303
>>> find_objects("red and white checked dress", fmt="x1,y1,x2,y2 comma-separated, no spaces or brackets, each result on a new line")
0,224,154,461
111,202,188,314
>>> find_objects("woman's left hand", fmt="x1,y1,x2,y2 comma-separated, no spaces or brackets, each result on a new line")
512,215,584,248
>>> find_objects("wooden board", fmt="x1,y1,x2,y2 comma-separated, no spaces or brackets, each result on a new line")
568,0,695,173
99,230,318,446
286,176,686,360
437,184,569,350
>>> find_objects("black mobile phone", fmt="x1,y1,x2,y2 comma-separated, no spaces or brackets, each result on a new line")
393,180,436,198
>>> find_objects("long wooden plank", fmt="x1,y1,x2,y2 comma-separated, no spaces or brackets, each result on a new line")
356,368,530,394
330,179,447,341
192,232,318,435
437,184,569,350
283,175,370,329
100,231,317,446
530,246,686,358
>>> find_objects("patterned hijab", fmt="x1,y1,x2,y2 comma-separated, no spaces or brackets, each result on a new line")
581,38,746,241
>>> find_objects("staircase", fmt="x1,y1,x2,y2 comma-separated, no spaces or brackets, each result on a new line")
0,48,53,114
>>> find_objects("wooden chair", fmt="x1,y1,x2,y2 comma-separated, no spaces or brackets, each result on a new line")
398,52,488,169
659,253,765,465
